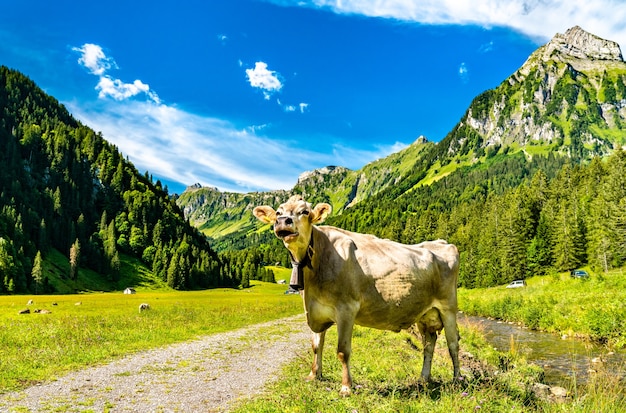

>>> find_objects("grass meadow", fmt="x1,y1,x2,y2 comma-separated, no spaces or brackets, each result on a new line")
0,281,302,393
1,268,625,412
231,320,625,412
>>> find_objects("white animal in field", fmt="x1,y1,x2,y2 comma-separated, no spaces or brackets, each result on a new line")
139,303,151,312
253,195,461,396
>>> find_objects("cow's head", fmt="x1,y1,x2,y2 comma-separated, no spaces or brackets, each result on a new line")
253,195,331,254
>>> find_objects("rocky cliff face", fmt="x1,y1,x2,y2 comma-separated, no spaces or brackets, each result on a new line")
542,26,623,62
458,26,626,157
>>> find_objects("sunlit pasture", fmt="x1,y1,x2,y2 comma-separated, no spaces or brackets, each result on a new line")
0,281,302,393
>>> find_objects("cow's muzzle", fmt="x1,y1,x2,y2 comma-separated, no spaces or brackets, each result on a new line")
274,217,298,240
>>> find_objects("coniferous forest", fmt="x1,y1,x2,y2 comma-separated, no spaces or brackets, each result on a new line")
0,66,262,293
326,150,626,288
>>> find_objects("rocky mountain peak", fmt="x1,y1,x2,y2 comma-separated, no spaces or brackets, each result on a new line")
414,135,428,145
297,165,346,184
542,26,623,62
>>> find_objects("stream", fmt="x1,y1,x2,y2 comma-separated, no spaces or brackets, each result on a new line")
458,313,626,386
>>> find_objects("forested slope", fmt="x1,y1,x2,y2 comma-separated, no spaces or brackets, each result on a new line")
0,67,236,293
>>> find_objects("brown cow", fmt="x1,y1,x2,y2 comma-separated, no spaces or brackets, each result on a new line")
253,195,461,395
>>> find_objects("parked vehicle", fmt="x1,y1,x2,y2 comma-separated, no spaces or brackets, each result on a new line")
506,280,526,288
570,269,589,279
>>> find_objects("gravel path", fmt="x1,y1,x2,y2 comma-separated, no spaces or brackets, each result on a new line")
0,315,311,413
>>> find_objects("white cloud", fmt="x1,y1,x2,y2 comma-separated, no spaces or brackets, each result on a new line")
72,43,116,76
458,62,469,83
74,43,160,103
245,61,283,99
97,77,151,101
279,0,626,48
299,103,309,113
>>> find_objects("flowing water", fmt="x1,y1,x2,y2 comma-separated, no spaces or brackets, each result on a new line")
458,313,626,386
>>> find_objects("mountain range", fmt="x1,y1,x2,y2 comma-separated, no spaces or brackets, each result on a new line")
177,26,626,245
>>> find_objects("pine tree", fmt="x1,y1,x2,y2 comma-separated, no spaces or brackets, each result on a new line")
167,252,181,289
69,238,80,281
31,250,43,294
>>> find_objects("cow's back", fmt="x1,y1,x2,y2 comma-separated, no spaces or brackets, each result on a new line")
312,227,458,331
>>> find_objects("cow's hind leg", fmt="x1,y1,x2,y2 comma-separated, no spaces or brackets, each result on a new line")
417,308,443,382
418,324,438,381
307,330,326,381
441,310,461,379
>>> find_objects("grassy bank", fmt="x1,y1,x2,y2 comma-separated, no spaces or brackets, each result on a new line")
0,281,302,393
458,267,626,348
231,322,625,412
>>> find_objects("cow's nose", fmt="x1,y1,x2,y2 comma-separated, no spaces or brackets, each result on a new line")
276,216,293,225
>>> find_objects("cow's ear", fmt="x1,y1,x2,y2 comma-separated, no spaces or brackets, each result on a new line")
253,206,277,224
311,203,332,224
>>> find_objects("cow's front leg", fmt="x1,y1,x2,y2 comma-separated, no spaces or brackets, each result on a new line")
336,318,355,396
306,330,326,381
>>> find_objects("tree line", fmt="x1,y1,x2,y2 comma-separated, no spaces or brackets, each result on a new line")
327,150,626,288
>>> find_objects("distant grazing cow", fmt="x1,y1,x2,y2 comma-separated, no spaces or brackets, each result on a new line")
18,308,30,315
253,195,461,395
139,303,151,312
27,299,34,305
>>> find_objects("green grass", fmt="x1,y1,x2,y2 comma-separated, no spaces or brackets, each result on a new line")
459,267,626,348
266,265,292,283
0,281,302,393
231,322,625,412
231,321,621,413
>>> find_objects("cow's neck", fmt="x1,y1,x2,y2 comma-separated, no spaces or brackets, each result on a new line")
288,231,315,291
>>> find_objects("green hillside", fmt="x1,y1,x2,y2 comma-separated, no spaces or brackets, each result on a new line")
0,66,248,294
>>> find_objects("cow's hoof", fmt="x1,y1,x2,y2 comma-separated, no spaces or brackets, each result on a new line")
339,385,352,397
305,372,320,382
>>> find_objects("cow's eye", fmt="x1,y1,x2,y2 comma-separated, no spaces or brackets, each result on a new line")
276,211,282,216
300,210,309,215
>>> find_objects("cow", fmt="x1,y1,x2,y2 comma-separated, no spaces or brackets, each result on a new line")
139,303,151,312
253,195,461,396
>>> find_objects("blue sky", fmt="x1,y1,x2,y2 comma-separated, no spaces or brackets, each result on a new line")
1,1,625,194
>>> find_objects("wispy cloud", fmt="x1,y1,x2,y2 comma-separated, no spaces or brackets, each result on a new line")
271,0,626,48
69,44,389,193
478,41,494,53
69,99,396,193
458,62,469,83
73,43,160,103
